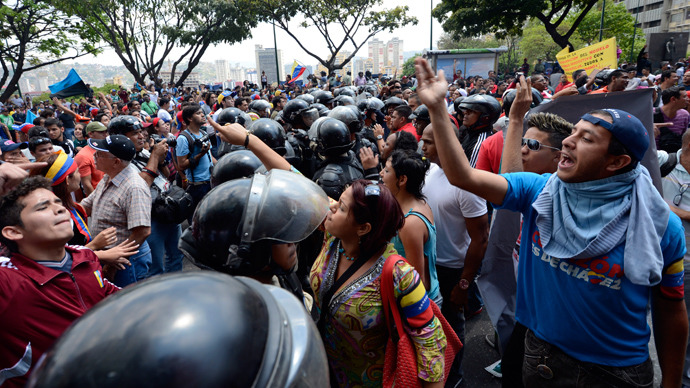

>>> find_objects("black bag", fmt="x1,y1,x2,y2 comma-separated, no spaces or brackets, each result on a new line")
151,185,195,224
654,107,683,153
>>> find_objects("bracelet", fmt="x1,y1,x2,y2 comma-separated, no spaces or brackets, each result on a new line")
244,134,250,147
142,167,157,178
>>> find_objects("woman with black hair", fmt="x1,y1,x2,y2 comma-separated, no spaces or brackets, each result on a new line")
380,149,441,306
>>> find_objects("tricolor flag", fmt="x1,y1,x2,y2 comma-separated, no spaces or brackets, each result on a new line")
49,69,91,99
287,61,306,84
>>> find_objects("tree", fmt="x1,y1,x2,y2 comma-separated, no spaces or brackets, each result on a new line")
437,33,502,50
253,0,417,74
66,0,257,87
402,54,421,77
0,0,101,102
519,20,584,62
432,0,599,50
571,1,645,63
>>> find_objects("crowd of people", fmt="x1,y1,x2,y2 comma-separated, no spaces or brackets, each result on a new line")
1,47,690,388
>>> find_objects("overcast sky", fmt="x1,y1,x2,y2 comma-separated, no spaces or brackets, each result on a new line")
71,0,445,68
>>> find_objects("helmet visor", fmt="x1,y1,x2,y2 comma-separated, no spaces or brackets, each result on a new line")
301,108,320,128
240,170,328,244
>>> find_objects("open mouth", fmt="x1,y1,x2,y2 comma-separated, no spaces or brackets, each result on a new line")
559,153,574,169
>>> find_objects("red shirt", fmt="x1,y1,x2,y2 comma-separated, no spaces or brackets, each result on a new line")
0,246,119,387
476,130,504,174
396,122,421,142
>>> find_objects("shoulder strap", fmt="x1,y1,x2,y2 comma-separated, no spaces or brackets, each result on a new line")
406,210,432,225
180,130,197,181
653,107,665,123
380,255,407,339
661,152,678,177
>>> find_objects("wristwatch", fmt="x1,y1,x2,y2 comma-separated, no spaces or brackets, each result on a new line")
458,278,470,290
376,135,383,140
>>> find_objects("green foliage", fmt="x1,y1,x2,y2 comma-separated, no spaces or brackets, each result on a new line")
402,54,421,77
252,0,418,72
519,20,584,62
433,0,599,49
66,0,258,86
0,0,102,100
570,1,645,62
437,33,503,50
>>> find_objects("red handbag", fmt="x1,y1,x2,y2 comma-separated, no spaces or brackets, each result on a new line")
380,255,463,388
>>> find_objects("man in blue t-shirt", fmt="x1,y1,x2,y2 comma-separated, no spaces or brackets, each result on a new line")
415,57,688,388
176,105,216,221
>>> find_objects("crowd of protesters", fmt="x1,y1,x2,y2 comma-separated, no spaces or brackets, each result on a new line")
2,44,690,388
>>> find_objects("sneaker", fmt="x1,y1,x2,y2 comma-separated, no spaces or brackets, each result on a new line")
484,360,502,378
485,333,497,350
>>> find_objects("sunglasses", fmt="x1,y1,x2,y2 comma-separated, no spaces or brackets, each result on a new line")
674,183,689,207
522,138,560,152
30,137,52,146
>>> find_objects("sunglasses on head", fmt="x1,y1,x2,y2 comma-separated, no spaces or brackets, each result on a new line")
522,138,560,152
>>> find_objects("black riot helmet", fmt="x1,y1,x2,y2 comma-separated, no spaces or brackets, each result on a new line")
594,69,615,87
283,99,319,129
453,97,466,115
383,96,405,115
458,94,502,128
313,90,334,106
328,106,362,134
501,88,543,118
212,150,263,187
249,118,286,155
295,94,315,104
216,107,246,127
316,117,354,157
333,95,355,107
107,115,142,135
338,88,356,97
356,98,369,113
179,170,329,275
409,105,430,123
311,103,330,117
249,99,271,118
27,272,329,388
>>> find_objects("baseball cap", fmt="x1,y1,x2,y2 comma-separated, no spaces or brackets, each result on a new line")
88,135,136,162
13,123,34,134
580,109,649,162
218,90,232,105
90,108,99,116
0,140,28,153
85,121,107,134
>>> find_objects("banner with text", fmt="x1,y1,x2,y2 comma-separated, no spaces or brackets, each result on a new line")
556,38,618,81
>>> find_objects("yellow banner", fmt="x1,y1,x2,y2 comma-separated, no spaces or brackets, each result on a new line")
556,37,618,82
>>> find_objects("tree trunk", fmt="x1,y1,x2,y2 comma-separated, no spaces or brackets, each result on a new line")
0,66,24,103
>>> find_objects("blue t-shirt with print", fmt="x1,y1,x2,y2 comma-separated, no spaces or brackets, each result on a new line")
175,130,212,182
493,172,685,367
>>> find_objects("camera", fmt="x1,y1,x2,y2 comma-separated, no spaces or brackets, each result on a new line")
151,134,177,147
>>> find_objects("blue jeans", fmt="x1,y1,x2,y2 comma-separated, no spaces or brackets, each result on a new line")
523,330,654,387
113,241,152,287
64,127,75,141
146,220,183,277
437,265,466,382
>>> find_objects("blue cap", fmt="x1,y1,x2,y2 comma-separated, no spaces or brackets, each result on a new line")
580,109,649,162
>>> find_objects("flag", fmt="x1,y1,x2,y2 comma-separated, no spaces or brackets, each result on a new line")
49,69,90,99
25,110,37,125
476,88,657,354
287,61,306,84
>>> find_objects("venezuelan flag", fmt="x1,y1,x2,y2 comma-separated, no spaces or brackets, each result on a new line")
288,61,306,84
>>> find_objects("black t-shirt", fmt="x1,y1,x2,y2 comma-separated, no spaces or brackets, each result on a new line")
59,112,75,129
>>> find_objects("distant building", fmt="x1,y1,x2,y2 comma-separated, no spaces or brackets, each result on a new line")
19,78,32,93
160,71,200,89
37,78,50,92
616,0,690,58
352,57,367,76
104,76,123,86
255,45,284,84
368,38,385,74
215,60,230,82
386,38,404,72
